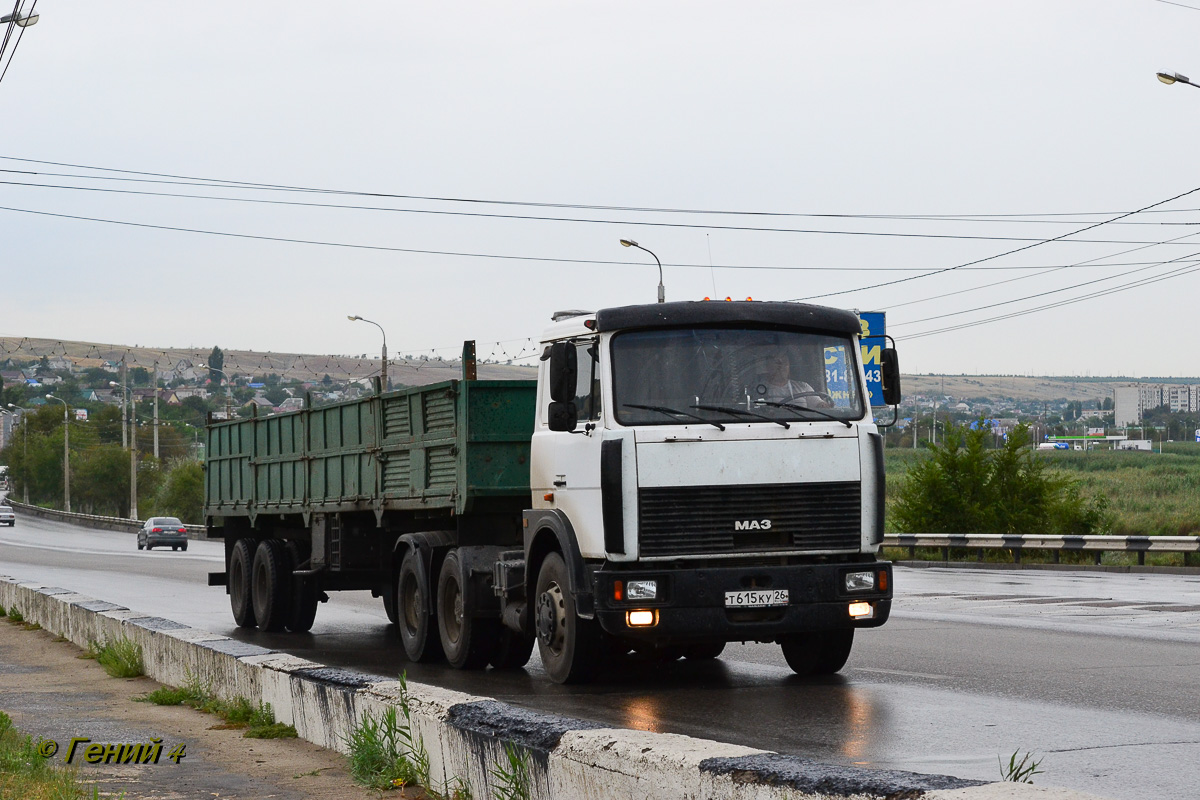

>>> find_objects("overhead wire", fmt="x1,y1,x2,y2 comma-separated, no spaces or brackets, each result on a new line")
4,154,1200,223
787,184,1200,303
5,178,1194,244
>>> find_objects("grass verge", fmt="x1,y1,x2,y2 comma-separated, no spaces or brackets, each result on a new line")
139,673,296,739
0,709,96,800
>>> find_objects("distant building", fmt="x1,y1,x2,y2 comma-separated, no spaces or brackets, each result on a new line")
1114,383,1199,426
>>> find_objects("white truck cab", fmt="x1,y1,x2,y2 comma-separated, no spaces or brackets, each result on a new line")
522,300,899,682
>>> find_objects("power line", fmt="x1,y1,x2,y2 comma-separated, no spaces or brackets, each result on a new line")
7,178,1194,245
787,183,1200,303
894,248,1200,328
10,203,1200,277
883,229,1200,310
5,154,1200,224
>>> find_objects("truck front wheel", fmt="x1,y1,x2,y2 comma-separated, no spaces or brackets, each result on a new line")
780,629,854,676
229,539,257,628
398,549,443,662
436,549,497,669
534,552,599,684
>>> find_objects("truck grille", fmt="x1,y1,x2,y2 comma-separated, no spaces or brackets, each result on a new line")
637,482,861,557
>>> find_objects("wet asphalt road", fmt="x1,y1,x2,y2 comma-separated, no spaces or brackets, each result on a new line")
1,510,1199,800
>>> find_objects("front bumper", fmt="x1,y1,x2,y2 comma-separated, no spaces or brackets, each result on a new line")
592,560,892,644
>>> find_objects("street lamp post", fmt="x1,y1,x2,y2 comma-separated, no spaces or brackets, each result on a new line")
348,316,389,390
45,394,70,513
6,404,29,503
619,239,665,303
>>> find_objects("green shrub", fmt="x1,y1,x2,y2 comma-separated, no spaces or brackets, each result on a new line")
892,422,1111,536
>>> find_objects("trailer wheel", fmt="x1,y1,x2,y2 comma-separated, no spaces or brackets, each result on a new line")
489,628,534,670
780,629,854,676
398,549,443,662
534,552,599,684
229,538,257,628
437,549,497,669
251,539,291,632
288,580,319,633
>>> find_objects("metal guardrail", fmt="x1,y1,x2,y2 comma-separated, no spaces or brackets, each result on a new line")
1,498,205,540
883,533,1200,567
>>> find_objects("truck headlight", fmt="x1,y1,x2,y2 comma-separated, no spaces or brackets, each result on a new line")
626,580,658,601
844,571,875,592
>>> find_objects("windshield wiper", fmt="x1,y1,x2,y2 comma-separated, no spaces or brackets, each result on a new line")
622,403,726,431
754,400,853,428
691,403,789,429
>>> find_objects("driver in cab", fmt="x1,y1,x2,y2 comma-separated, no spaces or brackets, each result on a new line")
756,352,831,408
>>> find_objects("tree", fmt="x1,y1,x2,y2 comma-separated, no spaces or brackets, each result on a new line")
892,421,1111,537
150,460,204,523
208,346,225,385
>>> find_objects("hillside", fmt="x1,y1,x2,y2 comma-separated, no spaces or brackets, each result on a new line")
900,375,1198,403
0,337,537,387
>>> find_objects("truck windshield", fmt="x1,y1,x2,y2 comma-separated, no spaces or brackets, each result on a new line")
611,327,864,426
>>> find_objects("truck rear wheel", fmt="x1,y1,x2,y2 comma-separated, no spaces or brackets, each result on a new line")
780,629,854,676
229,538,257,628
436,549,497,669
398,549,443,662
288,581,319,633
534,552,599,684
251,539,291,632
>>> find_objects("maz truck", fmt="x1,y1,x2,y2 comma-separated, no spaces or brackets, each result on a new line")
204,300,901,684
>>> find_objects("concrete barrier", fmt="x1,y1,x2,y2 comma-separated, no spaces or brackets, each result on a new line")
0,575,1111,800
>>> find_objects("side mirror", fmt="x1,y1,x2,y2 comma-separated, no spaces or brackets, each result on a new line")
548,401,578,432
880,348,902,406
548,342,577,403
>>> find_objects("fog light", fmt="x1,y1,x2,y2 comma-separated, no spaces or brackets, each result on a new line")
848,601,874,619
845,570,875,592
626,580,658,601
626,610,657,627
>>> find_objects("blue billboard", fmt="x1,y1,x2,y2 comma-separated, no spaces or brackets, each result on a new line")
858,311,886,407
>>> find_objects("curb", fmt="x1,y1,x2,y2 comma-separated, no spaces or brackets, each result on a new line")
0,576,1112,800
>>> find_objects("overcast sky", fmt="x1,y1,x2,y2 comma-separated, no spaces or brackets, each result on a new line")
3,1,1200,378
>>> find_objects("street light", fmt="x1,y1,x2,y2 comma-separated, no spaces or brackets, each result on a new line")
0,9,39,26
1156,71,1200,89
45,394,70,513
5,404,29,503
348,315,389,390
619,239,666,303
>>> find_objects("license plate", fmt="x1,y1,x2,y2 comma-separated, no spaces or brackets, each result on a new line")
724,589,789,608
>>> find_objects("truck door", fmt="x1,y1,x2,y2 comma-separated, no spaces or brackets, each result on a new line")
549,338,606,559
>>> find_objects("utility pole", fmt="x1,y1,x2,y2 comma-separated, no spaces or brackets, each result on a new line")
152,359,159,459
130,413,138,520
120,358,128,448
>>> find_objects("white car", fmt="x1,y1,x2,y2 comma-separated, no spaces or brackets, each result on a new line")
0,505,14,527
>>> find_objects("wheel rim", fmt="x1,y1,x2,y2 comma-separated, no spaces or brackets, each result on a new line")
440,573,463,646
536,582,566,653
400,573,421,637
231,559,246,609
